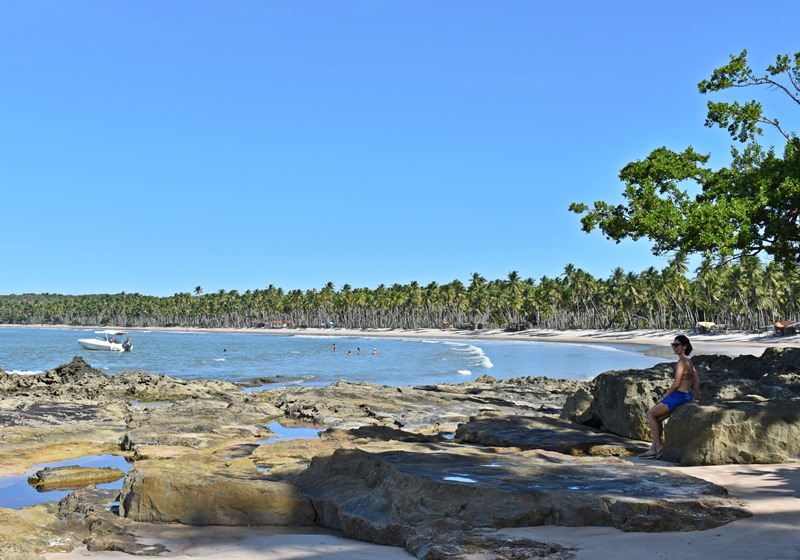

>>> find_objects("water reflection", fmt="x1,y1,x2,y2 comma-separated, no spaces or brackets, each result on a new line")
0,454,131,509
258,421,322,443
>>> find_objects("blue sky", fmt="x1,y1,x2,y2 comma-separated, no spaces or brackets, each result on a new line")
1,1,798,297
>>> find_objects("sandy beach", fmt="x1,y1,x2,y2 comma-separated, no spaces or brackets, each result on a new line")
9,322,794,357
278,325,796,358
139,324,799,363
7,325,797,559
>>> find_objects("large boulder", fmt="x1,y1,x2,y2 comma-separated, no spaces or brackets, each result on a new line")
562,348,800,465
664,399,800,465
292,443,750,551
119,456,316,526
590,364,672,440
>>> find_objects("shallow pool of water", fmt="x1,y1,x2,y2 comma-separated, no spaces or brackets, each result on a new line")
258,421,322,442
0,454,132,509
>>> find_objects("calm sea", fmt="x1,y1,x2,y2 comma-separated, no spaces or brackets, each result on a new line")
0,327,664,387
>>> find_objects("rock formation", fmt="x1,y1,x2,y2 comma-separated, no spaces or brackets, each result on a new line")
562,347,800,465
28,465,125,491
1,349,798,558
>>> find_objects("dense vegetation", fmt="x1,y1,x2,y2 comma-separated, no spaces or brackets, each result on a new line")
2,255,799,332
571,50,800,268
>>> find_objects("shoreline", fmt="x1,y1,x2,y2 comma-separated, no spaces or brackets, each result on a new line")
4,323,795,358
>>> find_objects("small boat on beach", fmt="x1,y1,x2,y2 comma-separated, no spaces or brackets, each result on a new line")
77,330,132,352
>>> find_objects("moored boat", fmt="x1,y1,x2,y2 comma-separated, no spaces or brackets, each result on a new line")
77,330,132,352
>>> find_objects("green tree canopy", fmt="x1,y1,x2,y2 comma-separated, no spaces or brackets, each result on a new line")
569,50,800,267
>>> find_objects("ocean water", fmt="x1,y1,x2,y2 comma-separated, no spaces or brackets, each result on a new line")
0,327,665,387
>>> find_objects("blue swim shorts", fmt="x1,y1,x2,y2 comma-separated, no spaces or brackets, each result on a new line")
662,390,692,412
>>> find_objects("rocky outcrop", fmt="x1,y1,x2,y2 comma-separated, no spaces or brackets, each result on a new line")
406,522,575,560
664,399,800,465
455,411,640,456
292,444,750,549
260,376,585,433
562,347,800,465
0,362,283,477
119,456,316,526
3,351,797,559
120,398,280,454
27,465,125,491
0,356,244,402
0,503,82,560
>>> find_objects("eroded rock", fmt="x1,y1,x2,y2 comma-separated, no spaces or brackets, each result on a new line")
455,411,640,456
119,456,316,526
664,399,800,465
28,465,125,491
292,444,750,546
563,349,800,465
1,352,790,558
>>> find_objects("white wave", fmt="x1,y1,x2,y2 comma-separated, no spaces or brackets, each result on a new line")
213,358,225,362
457,369,472,376
460,343,493,368
7,369,42,376
418,339,494,369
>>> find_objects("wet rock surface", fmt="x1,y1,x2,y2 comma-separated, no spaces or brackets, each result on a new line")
1,350,798,558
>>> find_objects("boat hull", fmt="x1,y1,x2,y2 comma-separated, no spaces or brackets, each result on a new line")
77,339,124,352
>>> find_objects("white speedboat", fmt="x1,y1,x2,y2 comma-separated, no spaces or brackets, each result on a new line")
77,330,131,352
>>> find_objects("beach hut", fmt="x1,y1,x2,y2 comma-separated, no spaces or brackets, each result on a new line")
773,321,798,336
694,321,716,334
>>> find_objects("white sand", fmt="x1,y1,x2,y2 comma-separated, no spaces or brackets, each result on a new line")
44,526,417,559
291,326,794,358
502,460,800,560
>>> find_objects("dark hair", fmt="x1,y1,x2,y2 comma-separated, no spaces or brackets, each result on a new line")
675,334,693,355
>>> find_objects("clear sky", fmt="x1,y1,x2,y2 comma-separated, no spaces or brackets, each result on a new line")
2,1,798,297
